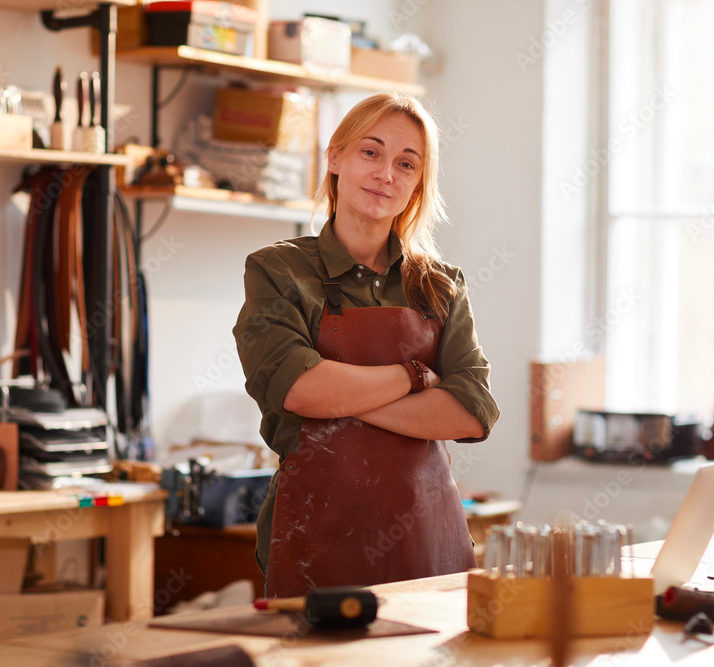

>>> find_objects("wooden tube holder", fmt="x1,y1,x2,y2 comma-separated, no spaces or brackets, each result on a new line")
467,570,654,639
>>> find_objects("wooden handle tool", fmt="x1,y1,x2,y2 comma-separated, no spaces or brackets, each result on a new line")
254,587,378,629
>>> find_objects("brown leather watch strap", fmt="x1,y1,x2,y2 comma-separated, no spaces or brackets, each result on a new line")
403,360,429,393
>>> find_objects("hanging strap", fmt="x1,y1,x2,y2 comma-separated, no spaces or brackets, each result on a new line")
13,168,58,378
321,274,343,316
318,254,343,317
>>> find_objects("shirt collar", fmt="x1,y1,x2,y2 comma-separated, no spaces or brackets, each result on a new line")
318,216,403,278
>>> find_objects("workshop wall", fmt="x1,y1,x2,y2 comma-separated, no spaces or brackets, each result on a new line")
0,1,552,504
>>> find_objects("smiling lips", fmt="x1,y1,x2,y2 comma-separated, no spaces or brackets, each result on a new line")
362,188,391,198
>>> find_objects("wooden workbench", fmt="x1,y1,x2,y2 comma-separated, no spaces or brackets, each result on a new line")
0,485,166,622
1,570,713,666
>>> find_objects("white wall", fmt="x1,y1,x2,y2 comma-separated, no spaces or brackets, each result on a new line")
411,0,546,499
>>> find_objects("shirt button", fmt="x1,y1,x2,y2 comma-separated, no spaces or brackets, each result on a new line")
356,272,362,278
358,264,364,270
374,280,381,287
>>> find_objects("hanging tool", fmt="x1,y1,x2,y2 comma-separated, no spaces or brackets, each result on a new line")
86,71,105,154
72,71,88,152
50,67,67,150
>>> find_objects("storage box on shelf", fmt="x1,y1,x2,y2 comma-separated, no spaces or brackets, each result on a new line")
107,0,269,59
112,0,423,222
350,47,419,83
212,87,316,151
144,1,257,56
267,16,352,73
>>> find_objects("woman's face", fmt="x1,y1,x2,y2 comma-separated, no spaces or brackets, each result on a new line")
329,112,424,228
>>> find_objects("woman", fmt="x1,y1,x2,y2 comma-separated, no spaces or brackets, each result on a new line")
234,93,500,597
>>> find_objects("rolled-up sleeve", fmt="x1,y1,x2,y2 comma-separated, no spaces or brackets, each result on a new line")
435,269,500,443
233,255,323,418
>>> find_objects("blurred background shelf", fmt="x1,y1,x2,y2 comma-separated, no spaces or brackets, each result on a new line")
122,184,319,224
0,0,135,12
117,46,426,96
0,148,133,167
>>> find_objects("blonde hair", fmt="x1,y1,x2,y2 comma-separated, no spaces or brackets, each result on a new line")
313,93,457,322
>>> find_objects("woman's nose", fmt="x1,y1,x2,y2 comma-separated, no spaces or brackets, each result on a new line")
374,161,393,183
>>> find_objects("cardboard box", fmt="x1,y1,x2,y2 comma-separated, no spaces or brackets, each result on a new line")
0,538,30,594
268,17,351,73
350,47,419,83
0,421,19,490
145,2,256,55
0,589,105,640
186,20,252,54
95,2,259,54
0,115,33,152
529,355,605,461
213,87,317,152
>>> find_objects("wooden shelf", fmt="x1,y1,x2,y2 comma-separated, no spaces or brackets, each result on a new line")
117,46,426,96
122,184,322,225
0,0,135,11
0,148,134,167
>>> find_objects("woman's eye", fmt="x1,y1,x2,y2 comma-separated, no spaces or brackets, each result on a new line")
363,149,376,157
400,161,414,170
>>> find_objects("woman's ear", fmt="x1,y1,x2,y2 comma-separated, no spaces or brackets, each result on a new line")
327,147,340,175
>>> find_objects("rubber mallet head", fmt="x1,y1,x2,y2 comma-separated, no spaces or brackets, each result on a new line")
304,587,378,629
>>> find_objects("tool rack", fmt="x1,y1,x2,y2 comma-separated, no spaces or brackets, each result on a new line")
0,0,131,412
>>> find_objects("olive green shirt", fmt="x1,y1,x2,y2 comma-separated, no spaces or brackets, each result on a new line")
233,218,500,573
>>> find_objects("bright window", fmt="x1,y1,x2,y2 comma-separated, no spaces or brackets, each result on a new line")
606,0,714,416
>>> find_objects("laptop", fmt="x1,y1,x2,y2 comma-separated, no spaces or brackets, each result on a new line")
649,463,714,595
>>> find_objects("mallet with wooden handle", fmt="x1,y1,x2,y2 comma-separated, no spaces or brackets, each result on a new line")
254,587,379,629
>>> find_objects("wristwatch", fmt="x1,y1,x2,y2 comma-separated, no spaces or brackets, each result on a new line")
403,360,430,394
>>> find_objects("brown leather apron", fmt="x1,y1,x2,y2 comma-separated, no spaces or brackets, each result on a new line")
266,273,477,597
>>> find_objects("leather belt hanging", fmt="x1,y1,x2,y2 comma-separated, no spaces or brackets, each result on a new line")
13,168,60,379
11,169,150,442
54,166,93,403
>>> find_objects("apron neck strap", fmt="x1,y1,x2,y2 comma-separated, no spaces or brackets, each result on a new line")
321,274,343,316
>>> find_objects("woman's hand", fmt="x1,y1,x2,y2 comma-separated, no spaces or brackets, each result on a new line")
425,367,441,388
354,377,486,441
